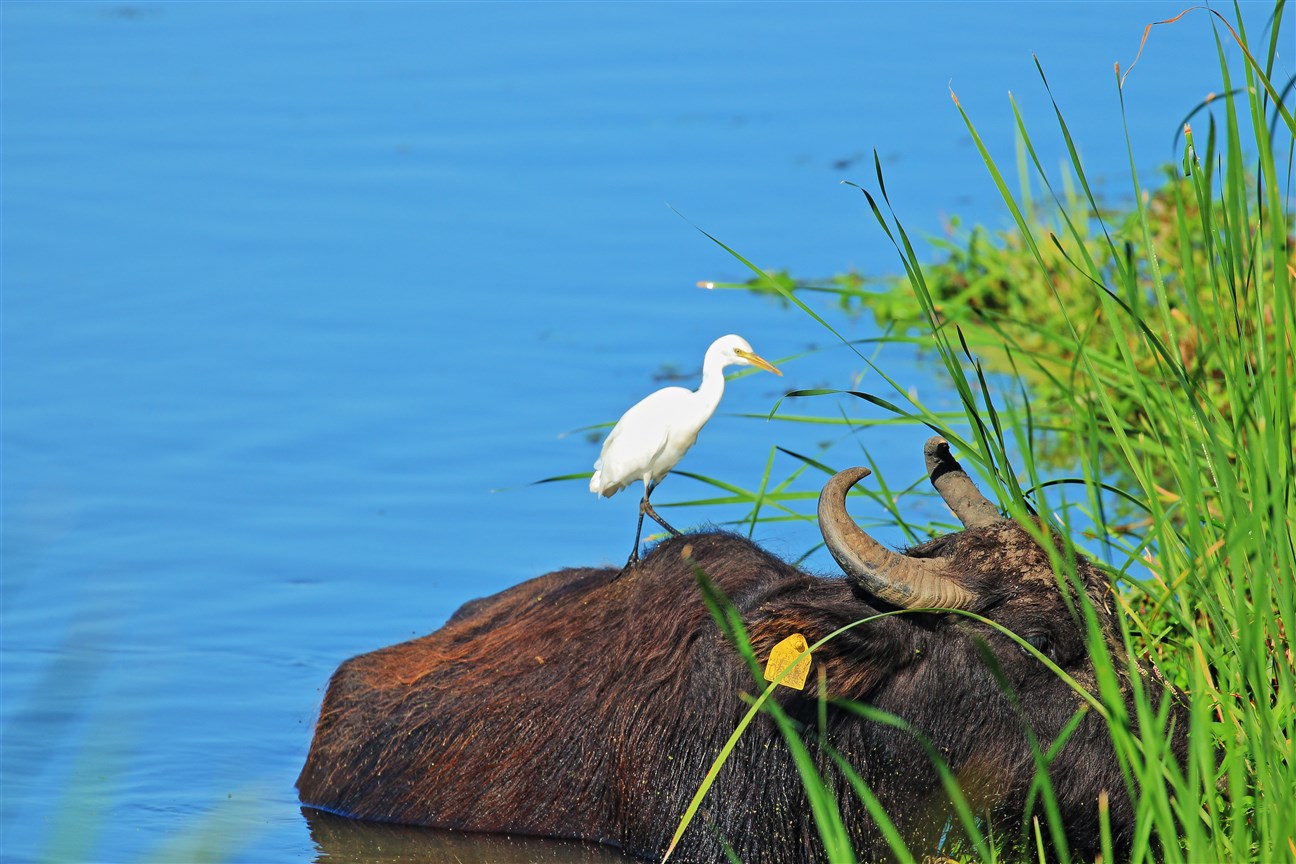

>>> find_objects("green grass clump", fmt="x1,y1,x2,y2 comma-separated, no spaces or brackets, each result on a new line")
724,151,1294,487
864,164,1291,473
683,3,1294,862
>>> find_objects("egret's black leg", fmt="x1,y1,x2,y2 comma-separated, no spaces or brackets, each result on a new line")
622,504,648,570
619,482,683,573
642,481,682,536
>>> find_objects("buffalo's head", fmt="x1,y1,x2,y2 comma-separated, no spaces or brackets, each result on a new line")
805,437,1190,858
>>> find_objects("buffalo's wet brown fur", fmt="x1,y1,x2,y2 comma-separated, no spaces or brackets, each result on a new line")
298,525,1188,862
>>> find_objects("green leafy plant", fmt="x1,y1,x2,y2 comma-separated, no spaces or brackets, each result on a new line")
679,3,1294,861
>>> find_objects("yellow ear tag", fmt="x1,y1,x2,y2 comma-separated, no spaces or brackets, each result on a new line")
763,633,811,690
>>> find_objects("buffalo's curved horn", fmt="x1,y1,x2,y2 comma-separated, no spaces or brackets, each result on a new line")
924,437,1003,529
819,467,980,610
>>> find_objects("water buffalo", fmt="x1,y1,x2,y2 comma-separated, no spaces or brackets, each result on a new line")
298,437,1188,862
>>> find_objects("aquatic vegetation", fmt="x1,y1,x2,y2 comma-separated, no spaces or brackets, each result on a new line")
695,3,1294,861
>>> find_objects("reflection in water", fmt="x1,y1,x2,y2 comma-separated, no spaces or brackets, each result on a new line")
303,808,637,863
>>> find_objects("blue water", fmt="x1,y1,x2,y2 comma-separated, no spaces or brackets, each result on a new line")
2,2,1273,861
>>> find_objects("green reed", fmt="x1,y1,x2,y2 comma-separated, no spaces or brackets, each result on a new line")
678,3,1294,861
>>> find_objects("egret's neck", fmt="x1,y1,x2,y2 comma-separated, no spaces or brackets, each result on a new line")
694,346,731,417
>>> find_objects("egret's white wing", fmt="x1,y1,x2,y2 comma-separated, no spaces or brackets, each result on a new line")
590,387,690,496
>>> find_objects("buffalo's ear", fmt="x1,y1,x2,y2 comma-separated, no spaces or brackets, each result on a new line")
746,608,911,702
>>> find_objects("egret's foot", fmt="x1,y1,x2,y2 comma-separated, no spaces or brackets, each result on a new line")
613,547,640,578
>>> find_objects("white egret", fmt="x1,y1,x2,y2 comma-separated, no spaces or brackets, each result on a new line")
590,334,782,567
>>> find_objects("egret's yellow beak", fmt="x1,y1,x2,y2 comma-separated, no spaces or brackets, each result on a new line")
735,348,782,376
